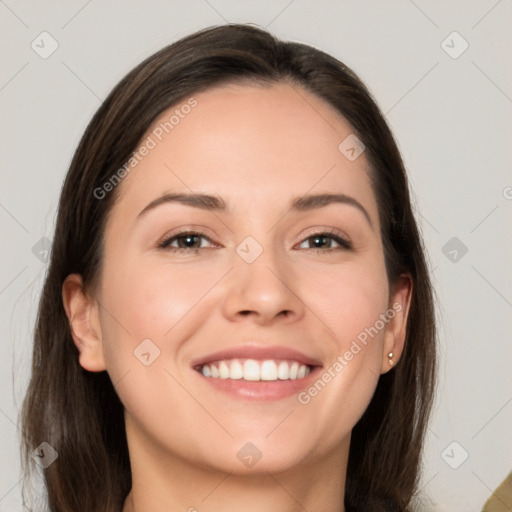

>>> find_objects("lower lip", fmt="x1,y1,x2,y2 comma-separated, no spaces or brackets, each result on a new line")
195,366,322,401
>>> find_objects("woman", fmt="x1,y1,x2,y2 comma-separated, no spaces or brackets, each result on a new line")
20,24,437,512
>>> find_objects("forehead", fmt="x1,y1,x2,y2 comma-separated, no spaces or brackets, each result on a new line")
109,82,378,226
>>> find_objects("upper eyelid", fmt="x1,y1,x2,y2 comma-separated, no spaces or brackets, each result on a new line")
300,226,351,243
159,230,216,248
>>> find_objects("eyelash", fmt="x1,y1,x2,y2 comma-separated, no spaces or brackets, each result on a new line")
157,229,352,254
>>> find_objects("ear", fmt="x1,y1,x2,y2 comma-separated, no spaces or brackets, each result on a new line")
380,273,413,374
62,274,106,372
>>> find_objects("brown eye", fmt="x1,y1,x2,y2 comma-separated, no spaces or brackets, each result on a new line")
159,231,214,251
297,232,352,251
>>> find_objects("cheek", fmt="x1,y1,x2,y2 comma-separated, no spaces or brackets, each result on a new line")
126,265,215,336
300,258,390,344
96,259,220,424
292,261,389,441
98,257,219,356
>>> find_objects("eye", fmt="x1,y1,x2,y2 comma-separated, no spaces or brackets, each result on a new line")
296,231,352,251
157,229,352,254
158,230,216,252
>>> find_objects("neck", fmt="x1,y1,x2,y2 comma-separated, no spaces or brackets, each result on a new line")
122,425,348,512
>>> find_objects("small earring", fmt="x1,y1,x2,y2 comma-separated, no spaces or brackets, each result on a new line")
388,352,394,365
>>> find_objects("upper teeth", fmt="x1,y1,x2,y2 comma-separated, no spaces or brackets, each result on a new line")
200,359,311,381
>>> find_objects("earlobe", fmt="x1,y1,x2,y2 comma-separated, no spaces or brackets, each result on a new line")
62,274,106,372
380,274,413,374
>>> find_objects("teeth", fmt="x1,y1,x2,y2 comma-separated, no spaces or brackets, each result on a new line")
243,360,261,381
289,361,299,379
219,361,230,379
277,361,289,379
200,359,312,381
260,360,277,381
229,360,243,379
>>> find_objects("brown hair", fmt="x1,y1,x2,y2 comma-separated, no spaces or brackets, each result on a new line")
20,23,437,512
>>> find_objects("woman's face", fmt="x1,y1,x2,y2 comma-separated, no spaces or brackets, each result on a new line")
73,82,410,475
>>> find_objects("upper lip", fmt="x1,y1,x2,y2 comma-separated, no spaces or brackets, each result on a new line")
190,345,323,369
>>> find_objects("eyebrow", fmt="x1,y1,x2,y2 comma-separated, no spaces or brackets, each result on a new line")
137,192,372,226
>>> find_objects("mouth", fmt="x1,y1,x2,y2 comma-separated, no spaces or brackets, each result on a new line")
191,345,323,401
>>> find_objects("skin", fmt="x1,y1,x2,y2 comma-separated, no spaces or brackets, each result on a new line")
62,82,412,512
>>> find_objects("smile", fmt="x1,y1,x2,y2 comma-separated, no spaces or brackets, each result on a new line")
191,344,322,400
198,359,312,381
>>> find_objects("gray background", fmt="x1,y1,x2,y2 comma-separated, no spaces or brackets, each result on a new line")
1,1,511,510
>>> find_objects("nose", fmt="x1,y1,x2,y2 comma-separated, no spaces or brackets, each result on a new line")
221,240,305,326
